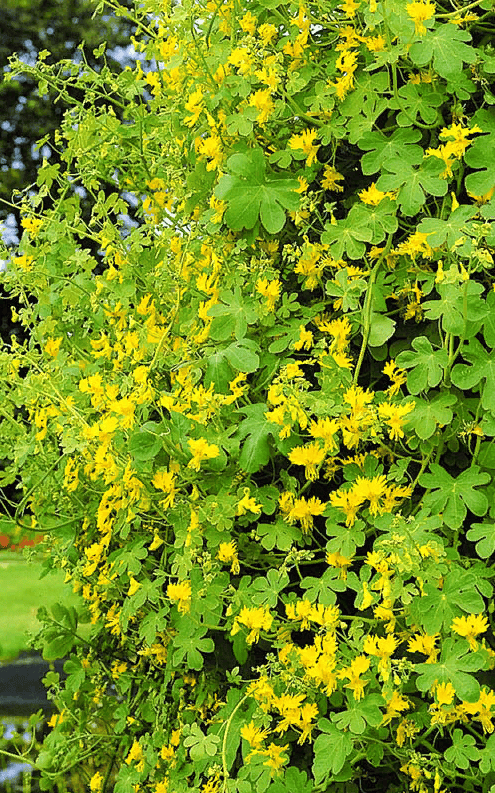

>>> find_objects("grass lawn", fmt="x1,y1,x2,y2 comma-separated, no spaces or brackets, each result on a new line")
0,550,86,661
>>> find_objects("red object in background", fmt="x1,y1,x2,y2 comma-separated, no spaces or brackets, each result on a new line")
0,533,44,551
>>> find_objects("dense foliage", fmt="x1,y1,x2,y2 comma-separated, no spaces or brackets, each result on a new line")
1,0,495,791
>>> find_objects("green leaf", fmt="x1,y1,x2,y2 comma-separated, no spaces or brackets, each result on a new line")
409,567,486,633
483,291,495,347
325,268,368,310
300,567,347,605
467,517,495,559
377,156,447,216
464,108,495,197
249,569,290,607
215,149,300,234
395,336,448,394
417,204,478,247
451,338,495,412
415,639,484,702
256,520,302,551
368,312,396,347
479,732,495,774
313,719,354,783
63,657,85,694
321,218,372,260
409,25,476,79
267,768,313,793
43,633,75,661
325,519,366,557
407,392,457,440
422,281,486,336
208,286,258,341
172,620,215,670
357,127,422,175
224,340,260,373
183,723,220,761
234,404,278,473
204,351,234,393
331,694,384,735
444,728,481,769
214,690,256,771
128,422,163,461
391,82,444,127
419,463,490,529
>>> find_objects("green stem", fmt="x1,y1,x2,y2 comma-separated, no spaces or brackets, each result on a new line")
221,693,250,791
353,235,392,385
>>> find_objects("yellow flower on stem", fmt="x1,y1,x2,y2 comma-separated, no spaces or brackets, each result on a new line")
217,541,240,574
232,605,273,644
359,183,395,205
240,721,271,749
187,437,220,470
288,128,320,166
451,613,489,650
378,401,415,441
167,579,192,614
288,442,326,480
406,0,436,34
236,487,263,515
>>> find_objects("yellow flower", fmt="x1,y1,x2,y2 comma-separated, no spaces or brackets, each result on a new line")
309,417,340,452
329,487,364,527
232,606,273,644
407,0,436,34
451,613,489,650
321,165,344,192
435,681,456,706
359,183,395,205
125,739,145,772
288,128,320,166
287,495,326,532
13,254,34,271
184,87,204,127
256,277,281,311
363,633,398,681
90,772,104,793
197,134,224,170
258,22,277,43
236,488,263,515
217,541,240,574
21,216,43,236
382,691,411,725
288,442,326,480
378,401,415,441
383,360,407,397
260,742,289,776
167,579,192,614
239,10,257,34
407,632,439,663
326,550,354,579
339,655,370,700
128,576,141,597
461,688,495,733
293,325,313,351
240,721,271,749
187,437,220,471
341,0,361,17
248,88,275,125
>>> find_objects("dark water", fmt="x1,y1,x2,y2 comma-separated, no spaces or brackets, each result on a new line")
0,654,62,789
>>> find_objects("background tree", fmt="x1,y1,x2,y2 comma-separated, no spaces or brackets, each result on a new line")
0,0,134,243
